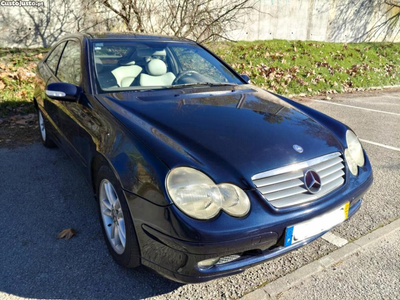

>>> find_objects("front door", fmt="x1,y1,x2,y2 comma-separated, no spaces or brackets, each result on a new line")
41,42,66,141
53,39,86,166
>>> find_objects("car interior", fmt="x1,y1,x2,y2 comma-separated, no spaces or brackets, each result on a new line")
93,43,233,91
95,46,179,89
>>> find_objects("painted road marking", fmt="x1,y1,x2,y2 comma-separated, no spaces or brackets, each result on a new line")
314,100,400,116
322,232,348,247
360,139,400,152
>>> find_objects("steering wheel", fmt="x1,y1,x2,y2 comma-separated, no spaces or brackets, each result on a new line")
172,70,202,85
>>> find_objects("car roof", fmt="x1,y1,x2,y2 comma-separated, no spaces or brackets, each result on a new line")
63,32,195,43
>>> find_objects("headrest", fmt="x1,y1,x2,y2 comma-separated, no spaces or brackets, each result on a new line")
118,59,136,66
146,59,167,76
95,57,103,73
137,48,166,57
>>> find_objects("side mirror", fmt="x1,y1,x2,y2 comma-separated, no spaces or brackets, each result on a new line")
45,82,80,102
241,74,250,83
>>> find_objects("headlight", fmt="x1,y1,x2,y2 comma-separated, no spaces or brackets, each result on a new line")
345,130,365,176
166,167,251,220
344,149,358,176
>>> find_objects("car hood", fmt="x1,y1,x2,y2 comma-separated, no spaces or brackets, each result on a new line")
96,85,344,186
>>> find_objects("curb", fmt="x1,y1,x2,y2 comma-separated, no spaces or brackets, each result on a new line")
286,84,400,99
240,218,400,300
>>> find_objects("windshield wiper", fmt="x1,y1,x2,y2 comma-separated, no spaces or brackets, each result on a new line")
169,82,237,89
102,82,237,93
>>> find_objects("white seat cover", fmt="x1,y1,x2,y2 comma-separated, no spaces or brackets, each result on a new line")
140,59,176,86
112,65,143,87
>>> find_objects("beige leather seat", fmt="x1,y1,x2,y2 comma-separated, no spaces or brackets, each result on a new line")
111,64,143,87
139,59,175,87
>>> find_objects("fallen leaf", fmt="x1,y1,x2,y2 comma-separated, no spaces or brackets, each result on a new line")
57,228,76,241
15,119,27,125
0,80,5,90
22,114,36,121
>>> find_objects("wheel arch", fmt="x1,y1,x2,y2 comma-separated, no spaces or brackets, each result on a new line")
33,97,38,110
90,153,120,197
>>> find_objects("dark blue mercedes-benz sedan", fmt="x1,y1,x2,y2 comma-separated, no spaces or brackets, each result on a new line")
33,33,373,283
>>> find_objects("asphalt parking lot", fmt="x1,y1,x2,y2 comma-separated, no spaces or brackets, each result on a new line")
0,89,399,300
267,225,400,300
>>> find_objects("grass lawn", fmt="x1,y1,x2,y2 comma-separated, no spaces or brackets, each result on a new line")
210,40,400,96
1,40,400,117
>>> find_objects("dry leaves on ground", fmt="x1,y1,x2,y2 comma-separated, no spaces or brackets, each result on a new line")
57,228,76,241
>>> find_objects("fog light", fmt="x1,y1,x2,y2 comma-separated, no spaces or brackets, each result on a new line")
216,254,241,265
198,257,220,270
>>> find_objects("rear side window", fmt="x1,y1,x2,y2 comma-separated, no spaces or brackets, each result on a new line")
57,41,81,85
46,43,65,73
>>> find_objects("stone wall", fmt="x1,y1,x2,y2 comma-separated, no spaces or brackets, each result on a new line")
230,0,400,42
0,0,398,48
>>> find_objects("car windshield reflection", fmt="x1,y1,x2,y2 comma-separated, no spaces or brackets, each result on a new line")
93,41,243,92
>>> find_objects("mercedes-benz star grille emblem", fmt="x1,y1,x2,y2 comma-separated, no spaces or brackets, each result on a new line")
293,144,303,153
304,169,322,194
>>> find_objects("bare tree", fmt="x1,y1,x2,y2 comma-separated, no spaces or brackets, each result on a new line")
0,0,259,47
160,0,258,43
97,0,259,42
0,0,79,47
24,0,79,47
0,0,115,47
361,0,400,41
100,0,153,32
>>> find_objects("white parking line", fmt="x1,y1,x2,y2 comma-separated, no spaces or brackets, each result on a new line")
321,232,348,247
314,100,400,116
360,139,400,152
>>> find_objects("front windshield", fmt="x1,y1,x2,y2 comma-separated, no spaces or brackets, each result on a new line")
92,40,243,92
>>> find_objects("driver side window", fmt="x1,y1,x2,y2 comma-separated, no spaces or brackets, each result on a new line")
57,41,81,86
46,43,66,73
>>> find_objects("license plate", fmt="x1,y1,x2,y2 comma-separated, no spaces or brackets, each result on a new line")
284,202,349,246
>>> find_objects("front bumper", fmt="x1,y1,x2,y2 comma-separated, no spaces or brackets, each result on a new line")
124,158,373,283
139,198,362,283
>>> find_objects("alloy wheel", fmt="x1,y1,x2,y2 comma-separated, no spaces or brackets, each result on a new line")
99,179,126,254
38,110,46,141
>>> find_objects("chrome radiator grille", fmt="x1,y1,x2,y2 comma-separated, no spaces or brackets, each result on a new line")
252,152,345,208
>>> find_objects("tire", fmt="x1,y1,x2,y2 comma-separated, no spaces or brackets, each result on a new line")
37,109,56,148
95,165,141,268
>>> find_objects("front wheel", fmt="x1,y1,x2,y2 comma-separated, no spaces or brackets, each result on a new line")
96,165,141,268
37,109,56,148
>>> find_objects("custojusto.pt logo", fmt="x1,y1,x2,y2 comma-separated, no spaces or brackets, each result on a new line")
0,1,44,6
